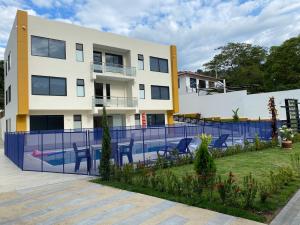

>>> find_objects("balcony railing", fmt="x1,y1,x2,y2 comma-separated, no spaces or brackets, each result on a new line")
91,62,136,77
93,96,138,108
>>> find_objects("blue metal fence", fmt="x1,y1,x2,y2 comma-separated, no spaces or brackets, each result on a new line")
4,121,281,176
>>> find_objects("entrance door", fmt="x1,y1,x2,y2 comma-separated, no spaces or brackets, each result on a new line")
94,82,103,107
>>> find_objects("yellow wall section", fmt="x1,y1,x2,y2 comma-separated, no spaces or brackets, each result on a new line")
167,45,179,124
17,10,29,131
16,115,27,131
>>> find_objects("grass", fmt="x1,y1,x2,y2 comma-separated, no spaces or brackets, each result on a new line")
92,143,300,223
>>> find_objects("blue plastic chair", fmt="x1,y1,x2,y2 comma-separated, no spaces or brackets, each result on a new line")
73,143,91,173
209,134,229,149
158,138,193,158
119,138,134,166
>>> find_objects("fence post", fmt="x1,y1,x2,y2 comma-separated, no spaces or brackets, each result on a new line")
41,132,44,172
231,122,234,146
164,126,167,150
142,127,145,165
62,132,65,174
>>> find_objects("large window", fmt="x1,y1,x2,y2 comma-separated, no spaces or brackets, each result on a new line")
30,115,64,131
32,75,67,96
76,79,85,97
105,53,123,66
151,85,170,100
190,78,196,88
138,54,144,70
31,36,66,59
139,84,145,99
76,43,84,62
147,114,165,126
150,57,168,73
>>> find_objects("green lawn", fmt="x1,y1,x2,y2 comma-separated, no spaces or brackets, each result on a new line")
170,143,300,183
93,143,300,223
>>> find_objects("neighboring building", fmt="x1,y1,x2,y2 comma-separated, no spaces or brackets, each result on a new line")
178,71,226,96
4,10,179,132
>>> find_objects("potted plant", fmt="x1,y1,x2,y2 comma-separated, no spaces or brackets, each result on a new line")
279,125,294,149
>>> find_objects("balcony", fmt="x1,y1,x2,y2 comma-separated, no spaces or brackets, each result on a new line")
93,96,138,109
91,62,136,81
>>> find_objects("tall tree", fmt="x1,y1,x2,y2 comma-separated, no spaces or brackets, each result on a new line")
0,60,4,109
99,106,111,180
264,36,300,91
203,43,267,93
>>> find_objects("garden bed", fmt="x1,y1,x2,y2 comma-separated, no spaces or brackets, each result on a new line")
93,143,300,223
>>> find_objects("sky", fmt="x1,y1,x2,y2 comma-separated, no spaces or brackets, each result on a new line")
0,0,299,71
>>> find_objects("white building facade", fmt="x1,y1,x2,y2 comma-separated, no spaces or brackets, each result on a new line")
4,10,179,132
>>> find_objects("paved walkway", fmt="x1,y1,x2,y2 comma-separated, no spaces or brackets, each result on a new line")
0,148,265,225
270,189,300,225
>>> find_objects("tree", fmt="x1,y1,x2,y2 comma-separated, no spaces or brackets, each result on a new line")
0,60,4,109
264,36,300,91
203,43,267,93
99,106,111,180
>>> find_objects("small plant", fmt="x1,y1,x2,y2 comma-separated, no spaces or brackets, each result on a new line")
216,172,241,206
122,163,134,184
279,125,294,141
254,134,261,151
258,183,271,203
99,106,112,181
232,108,240,122
241,173,258,208
164,170,181,195
291,153,300,176
110,164,122,182
194,134,216,185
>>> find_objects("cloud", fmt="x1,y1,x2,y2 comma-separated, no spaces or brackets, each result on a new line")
0,0,299,71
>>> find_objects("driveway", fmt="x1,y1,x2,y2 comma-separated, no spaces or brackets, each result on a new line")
0,148,265,225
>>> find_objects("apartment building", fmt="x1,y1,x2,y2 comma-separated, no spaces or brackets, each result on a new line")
178,71,226,96
4,10,179,132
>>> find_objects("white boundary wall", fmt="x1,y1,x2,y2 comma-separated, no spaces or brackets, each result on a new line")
179,89,300,120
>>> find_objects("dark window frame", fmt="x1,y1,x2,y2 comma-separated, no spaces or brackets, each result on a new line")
7,53,11,71
32,75,67,96
105,53,123,66
190,78,196,88
138,54,144,70
8,86,11,103
149,56,168,73
31,35,66,60
151,85,170,100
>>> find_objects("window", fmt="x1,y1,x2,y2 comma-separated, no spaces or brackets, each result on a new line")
134,114,140,126
6,119,11,132
190,78,196,88
8,86,11,103
199,80,206,88
106,84,111,100
32,75,67,96
151,85,169,100
150,57,168,73
8,53,11,71
4,61,7,76
138,54,144,70
147,114,165,126
73,115,82,130
6,86,11,105
209,81,215,88
105,53,123,66
31,36,66,59
30,115,64,131
76,43,84,62
139,84,145,99
76,79,85,97
178,78,180,88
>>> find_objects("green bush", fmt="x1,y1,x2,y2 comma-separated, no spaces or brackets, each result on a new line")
194,134,216,185
122,163,134,184
258,183,271,203
164,170,181,195
99,106,112,181
291,153,300,175
241,173,258,208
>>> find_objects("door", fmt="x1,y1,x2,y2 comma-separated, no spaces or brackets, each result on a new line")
94,82,103,107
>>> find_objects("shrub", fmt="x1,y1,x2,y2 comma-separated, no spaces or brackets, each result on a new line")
164,170,181,195
254,134,261,151
241,173,258,208
99,106,111,181
110,165,122,182
216,172,240,206
155,154,169,169
291,153,300,175
258,183,271,203
122,163,134,184
232,108,240,122
194,134,216,185
278,166,294,185
292,133,300,143
269,171,281,193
